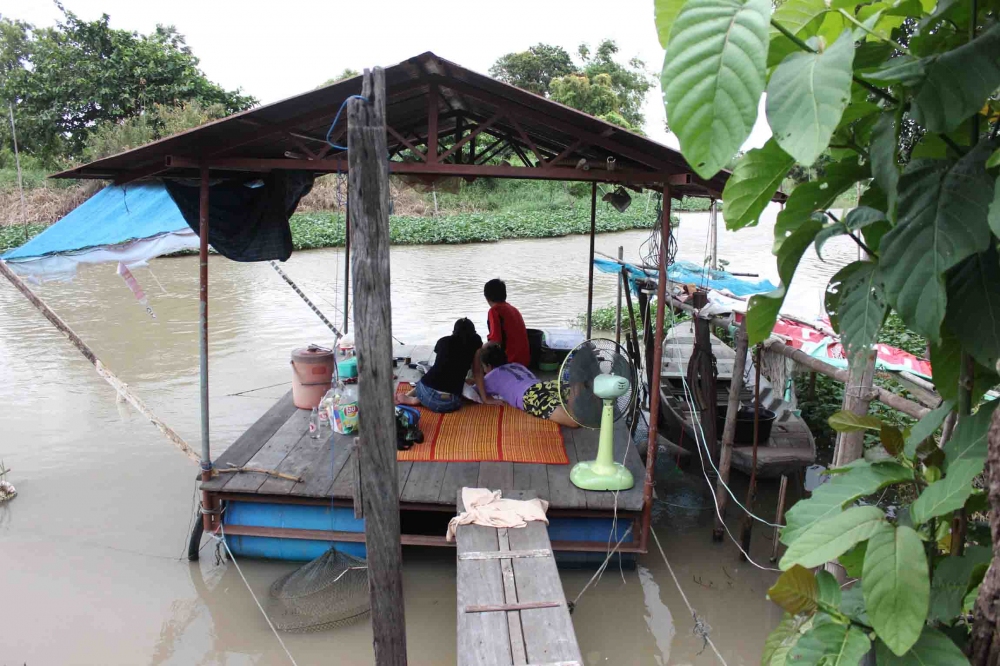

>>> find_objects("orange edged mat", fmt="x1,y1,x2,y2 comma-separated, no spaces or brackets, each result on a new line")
394,383,567,464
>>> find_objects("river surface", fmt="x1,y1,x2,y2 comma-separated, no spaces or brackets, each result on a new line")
0,205,856,665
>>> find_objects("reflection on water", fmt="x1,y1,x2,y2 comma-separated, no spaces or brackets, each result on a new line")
0,204,840,664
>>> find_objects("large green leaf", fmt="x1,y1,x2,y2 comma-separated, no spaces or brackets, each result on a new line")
839,585,870,627
929,546,992,623
654,0,687,48
766,31,854,166
931,327,1000,404
782,460,912,544
912,23,1000,133
903,399,955,459
863,524,930,656
911,400,999,524
825,261,888,363
767,0,829,68
879,142,996,342
871,112,900,219
662,0,770,179
762,614,806,666
875,626,968,665
722,139,794,230
746,217,823,345
767,565,819,614
774,158,870,250
945,246,1000,370
827,409,883,433
788,622,871,665
781,505,887,569
839,541,867,579
862,54,927,87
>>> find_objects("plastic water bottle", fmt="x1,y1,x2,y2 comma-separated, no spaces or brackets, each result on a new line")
309,406,321,439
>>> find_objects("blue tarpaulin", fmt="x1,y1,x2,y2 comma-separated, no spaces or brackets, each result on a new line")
593,257,776,297
2,183,197,279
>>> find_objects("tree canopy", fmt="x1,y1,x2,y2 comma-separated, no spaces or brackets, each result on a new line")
490,39,651,131
0,6,256,163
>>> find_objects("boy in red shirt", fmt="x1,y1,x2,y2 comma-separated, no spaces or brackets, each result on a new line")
483,278,530,367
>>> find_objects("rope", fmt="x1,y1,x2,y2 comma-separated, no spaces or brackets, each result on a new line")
216,524,300,666
650,528,729,665
567,524,634,613
325,95,369,150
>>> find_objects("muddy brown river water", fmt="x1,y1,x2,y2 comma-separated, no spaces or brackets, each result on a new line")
0,206,856,664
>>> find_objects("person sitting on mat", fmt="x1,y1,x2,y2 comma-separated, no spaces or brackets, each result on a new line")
483,278,530,367
473,342,579,428
396,318,482,413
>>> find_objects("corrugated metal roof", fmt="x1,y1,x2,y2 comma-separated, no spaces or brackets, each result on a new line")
53,51,752,199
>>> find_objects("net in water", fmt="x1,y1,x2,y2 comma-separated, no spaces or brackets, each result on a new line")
267,547,371,632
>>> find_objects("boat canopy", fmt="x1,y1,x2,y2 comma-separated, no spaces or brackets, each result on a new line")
1,183,196,280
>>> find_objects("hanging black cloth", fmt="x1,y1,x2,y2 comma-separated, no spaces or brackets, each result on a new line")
165,171,314,262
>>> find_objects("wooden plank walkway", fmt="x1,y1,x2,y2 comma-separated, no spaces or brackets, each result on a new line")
455,490,582,666
202,345,645,514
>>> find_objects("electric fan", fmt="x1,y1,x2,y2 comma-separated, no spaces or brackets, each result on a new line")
558,339,637,491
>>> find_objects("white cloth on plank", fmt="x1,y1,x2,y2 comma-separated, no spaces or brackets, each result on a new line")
446,487,549,542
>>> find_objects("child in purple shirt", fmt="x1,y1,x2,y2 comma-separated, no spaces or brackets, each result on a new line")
473,342,578,428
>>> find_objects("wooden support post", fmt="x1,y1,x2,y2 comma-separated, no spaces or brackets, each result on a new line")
615,246,623,347
708,199,718,271
639,183,671,554
690,290,719,462
198,165,215,533
348,67,407,665
832,348,877,467
770,475,789,563
713,319,748,541
638,288,653,396
586,182,597,339
344,202,351,334
426,83,439,163
738,345,763,558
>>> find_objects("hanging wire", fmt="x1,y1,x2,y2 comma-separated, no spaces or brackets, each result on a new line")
325,95,369,150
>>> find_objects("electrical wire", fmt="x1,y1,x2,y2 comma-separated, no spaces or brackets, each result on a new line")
325,95,368,150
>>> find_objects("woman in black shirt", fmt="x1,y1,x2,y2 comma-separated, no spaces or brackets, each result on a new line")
396,318,482,413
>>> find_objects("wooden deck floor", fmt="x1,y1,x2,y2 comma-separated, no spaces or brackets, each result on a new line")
202,347,645,516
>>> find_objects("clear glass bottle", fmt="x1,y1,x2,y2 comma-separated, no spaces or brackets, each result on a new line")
308,406,321,439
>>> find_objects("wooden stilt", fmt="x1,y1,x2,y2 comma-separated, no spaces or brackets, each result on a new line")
713,319,748,541
689,290,718,462
770,475,789,562
615,246,624,347
586,182,597,339
348,67,407,666
738,344,762,559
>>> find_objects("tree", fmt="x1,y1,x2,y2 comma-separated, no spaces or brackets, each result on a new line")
489,43,575,96
83,101,229,162
490,39,651,130
656,0,1000,661
319,68,360,88
0,6,255,162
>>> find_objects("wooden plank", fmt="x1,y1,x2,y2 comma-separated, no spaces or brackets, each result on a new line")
221,409,311,493
397,461,414,498
294,433,343,497
456,492,512,666
499,527,529,666
546,432,587,510
459,549,553,561
478,462,514,494
465,601,561,613
202,391,298,490
257,429,328,495
401,462,449,503
513,463,550,501
505,517,582,665
439,462,482,503
331,443,358,499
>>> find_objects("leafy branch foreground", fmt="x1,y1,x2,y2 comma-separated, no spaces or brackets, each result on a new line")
655,0,1000,659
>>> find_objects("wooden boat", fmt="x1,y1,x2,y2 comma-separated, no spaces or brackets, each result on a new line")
658,321,815,478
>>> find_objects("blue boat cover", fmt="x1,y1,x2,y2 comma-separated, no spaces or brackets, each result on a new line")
2,183,189,261
593,257,776,297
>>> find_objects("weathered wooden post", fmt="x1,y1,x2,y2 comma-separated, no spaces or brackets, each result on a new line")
712,319,748,541
738,344,762,558
348,67,407,666
585,182,597,338
689,290,718,462
615,245,624,347
832,348,877,467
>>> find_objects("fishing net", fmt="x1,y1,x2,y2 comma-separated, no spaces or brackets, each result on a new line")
267,547,371,632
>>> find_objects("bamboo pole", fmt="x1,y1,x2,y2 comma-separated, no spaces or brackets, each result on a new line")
713,319,748,541
738,344,763,557
0,260,198,463
615,245,623,347
639,183,671,554
832,349,877,467
348,67,407,665
586,182,597,339
770,475,789,562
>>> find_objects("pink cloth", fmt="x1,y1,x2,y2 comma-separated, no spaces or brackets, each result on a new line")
446,488,549,542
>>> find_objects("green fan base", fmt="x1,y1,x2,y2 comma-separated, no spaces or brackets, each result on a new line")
569,460,634,491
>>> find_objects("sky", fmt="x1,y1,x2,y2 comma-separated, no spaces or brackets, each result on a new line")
1,0,772,152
